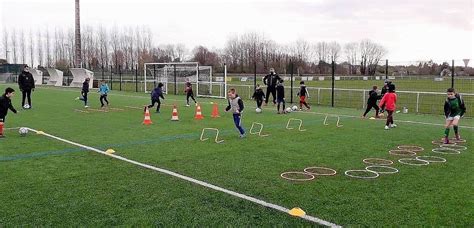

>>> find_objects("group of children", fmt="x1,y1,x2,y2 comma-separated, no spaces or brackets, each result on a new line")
75,78,110,109
252,80,311,114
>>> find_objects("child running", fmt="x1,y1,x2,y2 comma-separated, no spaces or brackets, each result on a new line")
251,84,265,109
362,85,380,118
378,83,397,130
443,88,466,144
185,80,197,107
276,79,286,114
225,88,245,138
147,82,165,113
297,81,311,111
98,81,110,108
75,78,90,108
0,88,18,138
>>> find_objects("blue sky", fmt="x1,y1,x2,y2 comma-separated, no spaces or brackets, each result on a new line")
1,0,473,64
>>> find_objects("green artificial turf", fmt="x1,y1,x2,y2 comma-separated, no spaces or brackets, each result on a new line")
0,85,472,226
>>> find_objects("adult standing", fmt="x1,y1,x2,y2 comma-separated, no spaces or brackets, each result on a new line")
262,68,282,105
18,65,35,109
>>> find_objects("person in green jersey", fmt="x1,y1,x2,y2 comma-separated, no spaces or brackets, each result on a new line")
443,88,466,144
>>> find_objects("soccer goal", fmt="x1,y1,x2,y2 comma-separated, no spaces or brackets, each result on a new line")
143,62,227,99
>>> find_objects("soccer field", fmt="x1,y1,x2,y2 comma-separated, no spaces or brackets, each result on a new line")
0,85,473,226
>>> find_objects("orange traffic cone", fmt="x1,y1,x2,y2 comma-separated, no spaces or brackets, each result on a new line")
171,105,179,121
143,106,153,125
0,120,4,138
211,102,220,118
194,103,204,120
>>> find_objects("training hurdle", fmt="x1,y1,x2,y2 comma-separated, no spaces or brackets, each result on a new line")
323,115,343,127
249,122,269,137
200,128,224,143
286,118,306,131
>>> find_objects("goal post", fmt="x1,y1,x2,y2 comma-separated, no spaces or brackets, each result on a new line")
144,62,227,99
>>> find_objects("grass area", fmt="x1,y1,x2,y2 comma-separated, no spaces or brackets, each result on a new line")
0,85,473,226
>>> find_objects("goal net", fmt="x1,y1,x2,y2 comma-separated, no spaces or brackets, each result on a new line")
144,62,227,99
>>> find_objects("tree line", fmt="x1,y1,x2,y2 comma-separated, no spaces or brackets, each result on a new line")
1,25,389,75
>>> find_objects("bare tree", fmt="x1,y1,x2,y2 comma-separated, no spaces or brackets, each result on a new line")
29,29,35,67
45,28,51,67
359,39,387,75
37,29,43,66
175,43,187,62
328,41,341,63
110,26,120,68
2,28,9,62
19,30,26,64
344,42,358,74
11,28,18,63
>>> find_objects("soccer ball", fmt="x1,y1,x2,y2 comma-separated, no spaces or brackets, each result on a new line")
379,113,385,117
285,107,292,113
18,127,28,136
291,105,298,111
256,108,262,113
23,104,30,109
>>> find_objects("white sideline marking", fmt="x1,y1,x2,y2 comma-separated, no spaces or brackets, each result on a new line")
38,86,473,129
26,127,340,227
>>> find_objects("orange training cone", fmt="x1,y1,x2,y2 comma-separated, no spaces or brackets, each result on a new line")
143,106,153,125
194,103,204,120
171,105,179,121
211,102,220,118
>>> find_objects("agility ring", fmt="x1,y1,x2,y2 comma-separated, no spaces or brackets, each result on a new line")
286,118,306,131
440,144,467,151
432,147,461,154
432,140,456,145
398,158,429,166
363,158,393,165
415,156,446,163
303,167,337,176
249,122,269,137
397,145,424,152
200,128,224,143
365,165,399,174
450,138,466,143
389,149,417,156
280,172,315,181
323,115,343,128
344,170,379,179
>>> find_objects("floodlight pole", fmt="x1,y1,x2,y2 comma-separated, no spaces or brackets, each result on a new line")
74,0,82,68
253,61,257,90
385,59,388,80
174,64,177,95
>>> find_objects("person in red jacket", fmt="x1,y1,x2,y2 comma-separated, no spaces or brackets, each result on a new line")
379,84,397,130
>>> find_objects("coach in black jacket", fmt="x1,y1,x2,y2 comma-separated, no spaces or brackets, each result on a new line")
18,65,35,109
262,68,282,105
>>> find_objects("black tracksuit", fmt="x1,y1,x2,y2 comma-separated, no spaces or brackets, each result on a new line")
276,84,285,112
363,89,380,117
252,88,265,108
148,87,165,112
79,80,90,106
185,82,196,105
18,71,35,107
263,73,282,104
0,94,17,122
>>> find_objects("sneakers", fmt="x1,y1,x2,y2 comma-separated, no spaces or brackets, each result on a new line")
75,97,80,100
455,134,461,140
186,104,190,107
390,124,397,128
384,125,390,130
443,136,450,144
84,106,89,108
239,133,246,138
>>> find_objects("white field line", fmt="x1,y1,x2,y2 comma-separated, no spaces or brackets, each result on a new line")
38,86,473,129
26,127,340,227
5,127,20,130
